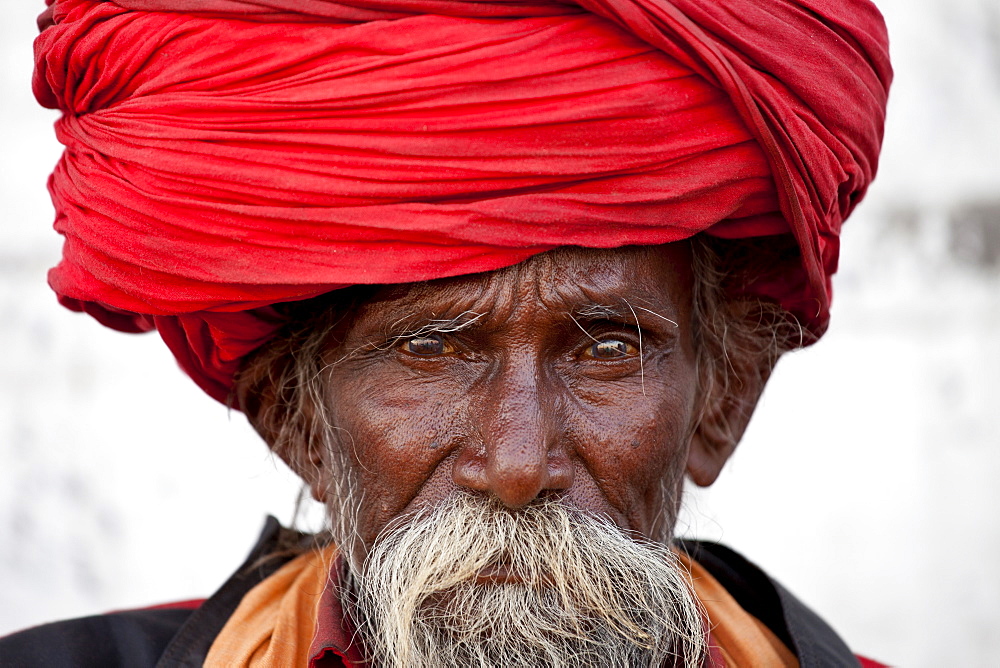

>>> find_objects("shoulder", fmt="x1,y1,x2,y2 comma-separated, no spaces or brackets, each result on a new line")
0,604,198,668
0,517,311,668
677,539,867,668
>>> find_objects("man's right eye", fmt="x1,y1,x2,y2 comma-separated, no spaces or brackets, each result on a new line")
401,334,452,356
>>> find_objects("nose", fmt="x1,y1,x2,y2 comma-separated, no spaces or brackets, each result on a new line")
452,360,573,508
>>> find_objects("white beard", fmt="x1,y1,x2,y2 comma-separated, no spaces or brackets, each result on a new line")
342,493,706,668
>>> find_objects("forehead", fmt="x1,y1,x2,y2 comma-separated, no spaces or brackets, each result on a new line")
349,244,693,328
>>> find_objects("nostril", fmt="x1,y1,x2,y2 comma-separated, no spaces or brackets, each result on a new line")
546,456,575,491
535,488,567,505
452,447,490,493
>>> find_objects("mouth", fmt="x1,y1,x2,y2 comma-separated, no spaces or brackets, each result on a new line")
474,562,558,588
474,562,523,585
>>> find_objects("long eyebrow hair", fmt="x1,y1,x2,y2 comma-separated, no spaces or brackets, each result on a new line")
321,309,487,368
573,303,678,329
380,310,486,347
574,303,625,321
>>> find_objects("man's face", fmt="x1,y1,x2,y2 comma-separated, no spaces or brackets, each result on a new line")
319,244,701,553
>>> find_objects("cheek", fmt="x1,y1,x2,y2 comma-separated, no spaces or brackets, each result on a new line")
566,368,698,535
325,366,472,542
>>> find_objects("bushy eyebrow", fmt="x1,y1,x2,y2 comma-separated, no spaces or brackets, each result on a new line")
382,310,486,345
573,302,678,328
574,303,626,320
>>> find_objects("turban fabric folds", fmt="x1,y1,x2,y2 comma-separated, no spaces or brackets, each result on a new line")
33,0,891,403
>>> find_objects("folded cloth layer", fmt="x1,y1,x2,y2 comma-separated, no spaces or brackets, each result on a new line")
33,0,891,403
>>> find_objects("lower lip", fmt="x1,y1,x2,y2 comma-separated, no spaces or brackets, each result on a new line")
474,563,524,585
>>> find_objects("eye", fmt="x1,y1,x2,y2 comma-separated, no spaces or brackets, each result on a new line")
585,338,638,359
400,334,453,356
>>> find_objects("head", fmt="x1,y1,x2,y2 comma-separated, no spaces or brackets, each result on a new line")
236,235,800,667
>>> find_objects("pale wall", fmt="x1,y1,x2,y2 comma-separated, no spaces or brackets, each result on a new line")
2,1,998,665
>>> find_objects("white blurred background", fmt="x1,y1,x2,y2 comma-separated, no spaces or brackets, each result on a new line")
2,1,998,665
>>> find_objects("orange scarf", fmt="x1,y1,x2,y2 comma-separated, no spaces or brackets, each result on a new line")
676,551,799,668
207,547,797,667
204,546,338,667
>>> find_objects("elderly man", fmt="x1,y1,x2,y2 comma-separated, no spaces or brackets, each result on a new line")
2,0,890,665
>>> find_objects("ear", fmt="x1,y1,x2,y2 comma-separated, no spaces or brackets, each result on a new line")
235,352,330,502
686,345,775,487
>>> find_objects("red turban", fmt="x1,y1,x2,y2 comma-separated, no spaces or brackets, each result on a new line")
33,0,891,404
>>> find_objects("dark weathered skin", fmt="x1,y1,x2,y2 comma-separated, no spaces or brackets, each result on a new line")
303,245,755,554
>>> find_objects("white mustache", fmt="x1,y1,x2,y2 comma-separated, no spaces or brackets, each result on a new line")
345,493,707,668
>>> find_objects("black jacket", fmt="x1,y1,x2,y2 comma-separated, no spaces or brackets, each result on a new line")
0,517,862,667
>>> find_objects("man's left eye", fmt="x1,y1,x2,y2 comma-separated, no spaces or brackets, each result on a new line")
585,339,637,359
401,334,452,356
